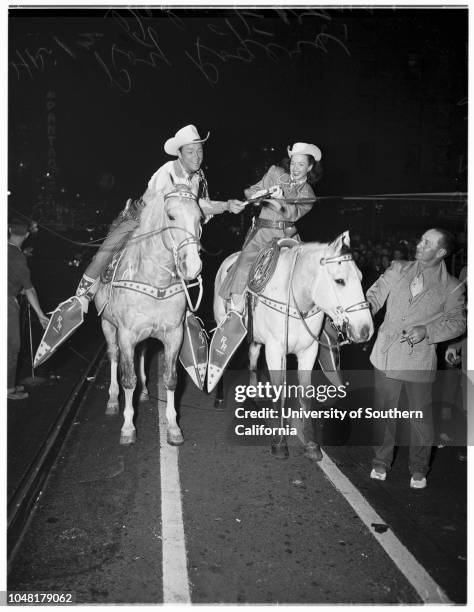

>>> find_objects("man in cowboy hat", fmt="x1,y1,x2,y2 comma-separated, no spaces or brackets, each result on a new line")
35,125,245,368
75,124,245,310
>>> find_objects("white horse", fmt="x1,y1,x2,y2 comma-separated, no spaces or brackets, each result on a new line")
95,186,202,445
214,231,373,459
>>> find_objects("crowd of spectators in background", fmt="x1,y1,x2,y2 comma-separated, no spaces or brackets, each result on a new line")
349,230,467,289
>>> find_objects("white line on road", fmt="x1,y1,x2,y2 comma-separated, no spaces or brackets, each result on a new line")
318,452,452,604
157,351,191,604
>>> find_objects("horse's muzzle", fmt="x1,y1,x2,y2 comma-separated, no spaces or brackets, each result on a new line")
348,322,372,343
180,258,202,281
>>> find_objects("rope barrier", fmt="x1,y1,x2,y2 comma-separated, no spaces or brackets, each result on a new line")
9,191,466,251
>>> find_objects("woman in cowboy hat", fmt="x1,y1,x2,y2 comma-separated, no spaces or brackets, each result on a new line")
216,142,343,387
219,142,322,312
75,124,244,311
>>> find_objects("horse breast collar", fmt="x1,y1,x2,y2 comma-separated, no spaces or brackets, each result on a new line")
112,279,185,300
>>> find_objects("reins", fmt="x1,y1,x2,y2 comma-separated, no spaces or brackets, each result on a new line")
114,188,204,312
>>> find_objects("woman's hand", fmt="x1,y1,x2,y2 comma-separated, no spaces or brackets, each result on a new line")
269,185,283,198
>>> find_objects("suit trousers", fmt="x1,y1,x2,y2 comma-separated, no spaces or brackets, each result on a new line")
372,368,433,476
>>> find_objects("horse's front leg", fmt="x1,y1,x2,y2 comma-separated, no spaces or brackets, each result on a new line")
265,341,288,459
101,319,120,416
118,329,137,445
297,342,323,462
138,342,149,403
162,327,184,446
249,341,262,387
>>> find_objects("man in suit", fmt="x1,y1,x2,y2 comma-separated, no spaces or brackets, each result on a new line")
366,228,466,489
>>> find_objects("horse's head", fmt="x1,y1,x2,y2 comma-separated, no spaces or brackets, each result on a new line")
163,185,203,280
313,231,373,343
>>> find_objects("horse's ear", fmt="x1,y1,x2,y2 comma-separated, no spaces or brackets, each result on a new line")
330,230,350,253
341,230,350,249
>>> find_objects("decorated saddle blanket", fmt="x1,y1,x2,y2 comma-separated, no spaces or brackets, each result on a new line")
247,237,299,294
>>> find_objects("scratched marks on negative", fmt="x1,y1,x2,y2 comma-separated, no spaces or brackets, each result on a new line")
9,8,351,92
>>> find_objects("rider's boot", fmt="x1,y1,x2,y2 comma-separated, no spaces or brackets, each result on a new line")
33,274,98,368
75,273,99,313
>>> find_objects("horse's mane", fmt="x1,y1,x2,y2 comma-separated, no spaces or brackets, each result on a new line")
298,239,352,255
121,191,166,272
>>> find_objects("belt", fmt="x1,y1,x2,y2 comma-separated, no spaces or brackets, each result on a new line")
255,218,295,230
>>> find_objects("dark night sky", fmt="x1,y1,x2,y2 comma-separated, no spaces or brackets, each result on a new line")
8,7,467,206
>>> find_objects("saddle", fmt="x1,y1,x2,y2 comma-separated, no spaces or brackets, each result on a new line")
247,237,299,294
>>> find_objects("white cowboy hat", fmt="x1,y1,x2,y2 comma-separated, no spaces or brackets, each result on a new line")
164,124,210,156
287,142,322,163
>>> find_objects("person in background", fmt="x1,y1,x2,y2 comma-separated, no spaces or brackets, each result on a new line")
8,219,49,400
442,265,467,460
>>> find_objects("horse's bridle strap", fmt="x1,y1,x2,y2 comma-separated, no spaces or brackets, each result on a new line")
320,253,353,265
164,189,197,202
345,300,371,313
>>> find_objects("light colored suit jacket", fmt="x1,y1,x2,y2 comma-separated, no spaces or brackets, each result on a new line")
367,260,466,381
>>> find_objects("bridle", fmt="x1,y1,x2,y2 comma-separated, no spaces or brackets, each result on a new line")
162,189,203,267
158,188,204,311
318,252,371,338
289,248,370,344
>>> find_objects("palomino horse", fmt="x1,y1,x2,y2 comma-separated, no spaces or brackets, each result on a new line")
213,231,373,459
95,185,203,445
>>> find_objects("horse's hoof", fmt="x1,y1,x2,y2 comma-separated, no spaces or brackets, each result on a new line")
167,429,184,446
139,390,149,403
271,442,289,460
120,430,136,445
304,442,323,462
105,401,119,416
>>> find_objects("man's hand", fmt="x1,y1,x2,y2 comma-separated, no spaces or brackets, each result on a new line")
401,325,427,345
445,346,461,365
38,313,50,330
227,199,246,214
